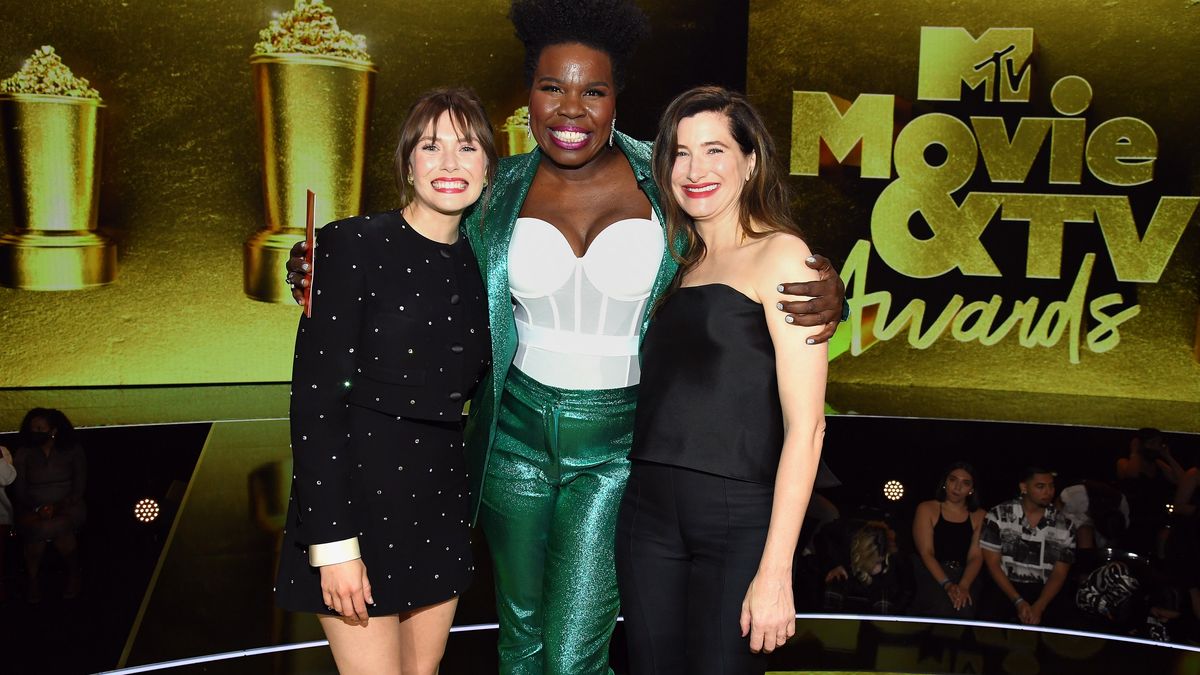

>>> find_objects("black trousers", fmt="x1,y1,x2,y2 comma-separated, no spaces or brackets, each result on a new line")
616,461,774,675
980,578,1071,627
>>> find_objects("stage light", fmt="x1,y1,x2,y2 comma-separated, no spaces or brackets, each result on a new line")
134,498,161,523
883,480,904,501
1166,503,1175,514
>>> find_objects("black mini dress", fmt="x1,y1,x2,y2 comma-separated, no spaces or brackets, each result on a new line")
275,211,490,615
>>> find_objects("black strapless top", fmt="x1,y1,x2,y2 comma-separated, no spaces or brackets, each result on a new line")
933,509,974,565
630,284,783,485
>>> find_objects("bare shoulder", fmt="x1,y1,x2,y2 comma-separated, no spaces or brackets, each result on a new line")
755,231,817,286
915,499,938,520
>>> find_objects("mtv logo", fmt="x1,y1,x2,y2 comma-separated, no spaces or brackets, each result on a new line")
918,27,1035,103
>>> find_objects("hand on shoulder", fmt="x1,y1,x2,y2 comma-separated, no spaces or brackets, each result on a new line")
755,232,818,298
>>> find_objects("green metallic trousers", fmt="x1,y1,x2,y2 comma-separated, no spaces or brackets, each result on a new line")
479,367,638,675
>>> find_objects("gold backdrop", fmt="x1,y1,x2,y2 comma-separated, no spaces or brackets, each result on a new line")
749,0,1200,431
0,0,528,387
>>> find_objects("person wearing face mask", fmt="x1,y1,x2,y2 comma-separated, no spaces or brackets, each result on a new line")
12,408,86,603
616,87,827,674
286,2,848,671
979,465,1077,627
274,88,495,675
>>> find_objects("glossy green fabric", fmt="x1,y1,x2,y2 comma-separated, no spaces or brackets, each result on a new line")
479,367,636,674
461,132,682,524
459,133,684,673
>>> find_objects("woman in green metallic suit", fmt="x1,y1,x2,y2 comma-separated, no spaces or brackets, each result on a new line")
290,2,846,672
461,2,843,672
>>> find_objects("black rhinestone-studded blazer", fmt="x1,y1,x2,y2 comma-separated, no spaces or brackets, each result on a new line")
288,210,491,547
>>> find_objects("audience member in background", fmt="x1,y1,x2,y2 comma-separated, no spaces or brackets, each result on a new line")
1167,466,1200,636
980,466,1076,626
912,462,985,618
0,444,14,602
1076,559,1183,641
816,516,909,614
1174,467,1199,518
799,491,840,556
12,408,86,603
1117,428,1183,557
1058,480,1130,552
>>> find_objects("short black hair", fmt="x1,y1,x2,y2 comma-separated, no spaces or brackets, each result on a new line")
1020,465,1055,483
19,407,77,449
509,0,650,91
1135,427,1163,443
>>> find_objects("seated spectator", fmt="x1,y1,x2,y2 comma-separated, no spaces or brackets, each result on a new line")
12,408,86,603
1076,559,1183,641
912,462,985,618
980,466,1076,626
1059,480,1130,552
1174,467,1198,518
1117,428,1183,557
816,516,910,614
0,444,14,602
1166,467,1200,636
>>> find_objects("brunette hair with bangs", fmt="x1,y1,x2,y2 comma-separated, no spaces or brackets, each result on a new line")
393,87,498,208
652,86,801,280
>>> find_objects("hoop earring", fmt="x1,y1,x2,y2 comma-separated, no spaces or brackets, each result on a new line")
609,116,616,147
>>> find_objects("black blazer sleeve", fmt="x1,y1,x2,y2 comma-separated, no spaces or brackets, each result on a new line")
288,219,367,547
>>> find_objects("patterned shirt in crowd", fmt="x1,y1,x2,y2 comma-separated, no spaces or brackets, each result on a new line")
980,498,1076,584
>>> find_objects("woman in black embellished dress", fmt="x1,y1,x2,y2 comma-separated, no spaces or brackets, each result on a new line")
275,88,494,674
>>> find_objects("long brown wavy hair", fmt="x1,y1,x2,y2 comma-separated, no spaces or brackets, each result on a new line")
651,86,803,284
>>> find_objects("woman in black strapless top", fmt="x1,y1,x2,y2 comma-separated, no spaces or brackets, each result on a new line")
911,461,985,618
615,87,828,675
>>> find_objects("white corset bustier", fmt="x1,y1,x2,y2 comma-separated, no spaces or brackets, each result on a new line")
507,214,664,390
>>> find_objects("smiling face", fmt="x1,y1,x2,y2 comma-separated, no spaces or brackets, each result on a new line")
528,42,616,168
670,111,756,224
407,110,488,217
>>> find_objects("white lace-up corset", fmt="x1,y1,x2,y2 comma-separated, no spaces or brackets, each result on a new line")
507,213,665,390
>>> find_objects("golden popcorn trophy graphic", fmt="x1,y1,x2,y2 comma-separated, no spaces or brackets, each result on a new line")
499,106,538,158
0,46,114,291
244,0,375,302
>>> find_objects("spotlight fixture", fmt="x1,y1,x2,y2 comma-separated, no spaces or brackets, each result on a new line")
883,480,905,501
134,498,161,523
1166,503,1175,514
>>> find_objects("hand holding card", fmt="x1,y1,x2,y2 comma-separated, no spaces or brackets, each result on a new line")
303,189,317,318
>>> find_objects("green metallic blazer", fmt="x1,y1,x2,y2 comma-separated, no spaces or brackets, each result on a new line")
461,131,685,524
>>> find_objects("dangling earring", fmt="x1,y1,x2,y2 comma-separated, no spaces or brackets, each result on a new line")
609,116,616,147
407,174,414,185
482,179,489,188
